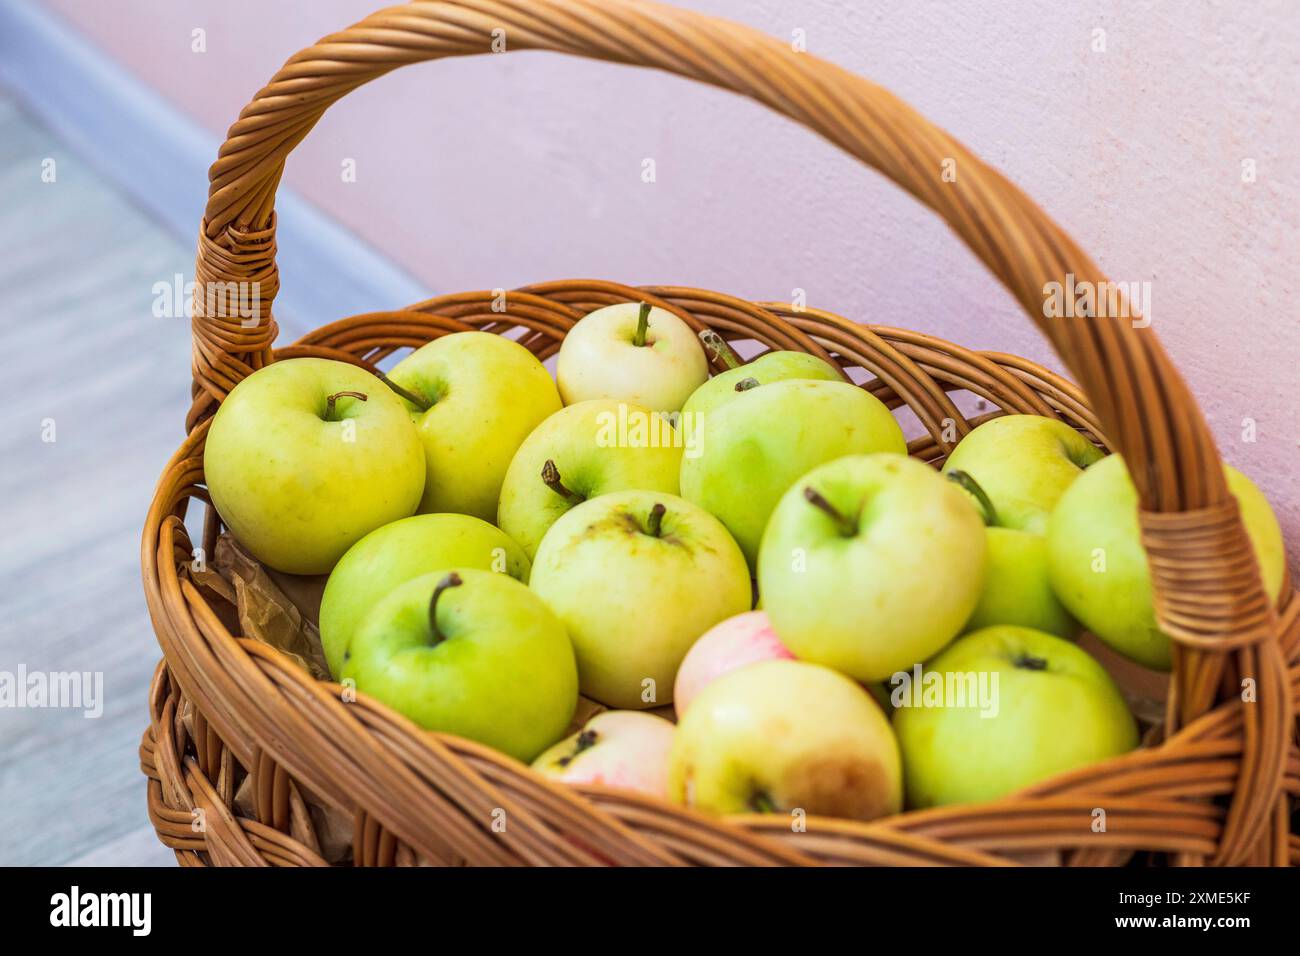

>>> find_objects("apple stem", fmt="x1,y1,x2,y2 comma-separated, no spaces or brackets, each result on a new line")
698,329,742,369
749,791,778,814
632,301,652,347
324,390,367,420
376,371,433,412
734,376,760,392
428,572,463,646
541,459,584,504
803,486,857,537
645,502,667,538
945,469,999,527
1014,654,1049,671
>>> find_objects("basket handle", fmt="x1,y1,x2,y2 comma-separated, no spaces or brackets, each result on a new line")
193,0,1282,801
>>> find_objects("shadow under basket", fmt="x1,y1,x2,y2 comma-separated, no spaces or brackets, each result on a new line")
140,0,1299,867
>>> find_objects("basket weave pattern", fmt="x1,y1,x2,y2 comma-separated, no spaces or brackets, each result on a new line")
141,0,1298,866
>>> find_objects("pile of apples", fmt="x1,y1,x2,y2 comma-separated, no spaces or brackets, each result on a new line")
203,302,1285,821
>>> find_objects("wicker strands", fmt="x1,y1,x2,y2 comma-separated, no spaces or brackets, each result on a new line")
140,1,1298,866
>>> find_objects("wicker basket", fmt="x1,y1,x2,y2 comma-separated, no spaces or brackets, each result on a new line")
140,0,1298,867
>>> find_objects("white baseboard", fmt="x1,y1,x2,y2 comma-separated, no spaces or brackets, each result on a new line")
0,0,428,336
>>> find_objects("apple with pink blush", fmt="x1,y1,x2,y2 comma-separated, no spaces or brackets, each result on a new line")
673,611,795,718
531,711,676,799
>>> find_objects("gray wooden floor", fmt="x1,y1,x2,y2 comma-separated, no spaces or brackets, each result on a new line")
0,91,188,865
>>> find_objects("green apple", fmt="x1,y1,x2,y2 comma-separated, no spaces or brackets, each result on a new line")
668,659,902,821
941,415,1105,638
680,350,843,421
556,302,708,412
532,710,676,798
943,414,1104,534
529,490,751,709
892,625,1139,807
386,331,561,521
204,357,424,575
342,569,577,762
964,529,1079,638
1048,454,1285,670
681,379,907,568
319,513,531,677
758,454,986,681
497,399,683,559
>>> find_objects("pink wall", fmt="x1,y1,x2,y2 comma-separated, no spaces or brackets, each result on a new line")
43,0,1299,575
